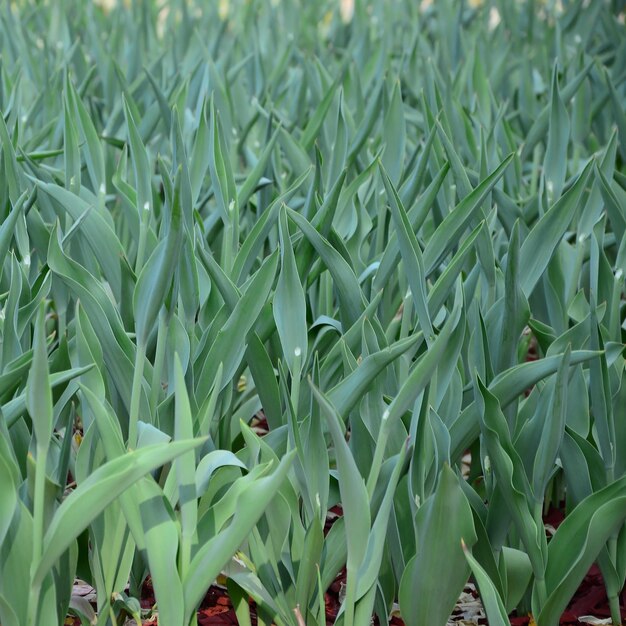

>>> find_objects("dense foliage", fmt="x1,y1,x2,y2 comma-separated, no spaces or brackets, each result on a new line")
0,1,625,624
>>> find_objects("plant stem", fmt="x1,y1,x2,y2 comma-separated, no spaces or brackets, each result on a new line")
26,582,41,626
532,500,549,615
344,571,357,626
28,445,48,626
135,203,150,274
366,418,390,498
608,534,622,626
290,350,302,415
149,312,169,417
608,592,621,626
128,342,146,447
535,576,548,611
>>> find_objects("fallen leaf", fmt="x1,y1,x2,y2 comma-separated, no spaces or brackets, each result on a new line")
577,617,613,625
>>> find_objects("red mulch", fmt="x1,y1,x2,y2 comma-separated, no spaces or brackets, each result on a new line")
510,564,626,625
131,564,625,626
197,588,239,626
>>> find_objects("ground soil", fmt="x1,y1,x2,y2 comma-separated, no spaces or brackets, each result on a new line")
125,504,625,626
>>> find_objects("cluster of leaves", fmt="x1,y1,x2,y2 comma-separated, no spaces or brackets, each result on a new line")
0,0,625,625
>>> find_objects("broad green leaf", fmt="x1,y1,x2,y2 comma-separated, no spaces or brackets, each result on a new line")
474,378,545,577
238,127,281,208
36,182,124,298
0,451,17,548
123,95,153,216
0,191,27,277
274,206,308,375
385,282,463,427
532,345,570,501
309,382,370,625
174,354,198,575
327,333,420,420
520,61,592,161
463,543,511,626
183,451,295,622
399,465,476,626
288,208,365,328
539,478,626,626
79,385,186,626
381,80,406,184
26,304,53,446
66,77,105,194
133,169,184,347
295,516,324,612
355,441,408,598
190,100,210,205
423,154,513,275
500,547,533,613
449,350,599,462
33,439,205,586
543,66,570,201
380,162,433,344
300,75,341,151
196,250,278,400
0,109,21,203
310,382,370,571
520,161,593,296
373,162,449,295
588,310,616,473
208,97,238,221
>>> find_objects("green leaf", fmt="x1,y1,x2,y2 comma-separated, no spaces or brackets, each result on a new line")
355,441,409,598
133,169,184,347
520,160,593,296
287,208,365,328
26,304,53,446
208,97,238,221
399,465,476,626
500,547,533,613
0,191,28,277
34,439,205,586
327,333,420,420
381,80,406,184
274,206,308,375
539,477,626,626
474,378,545,577
449,350,599,463
79,386,186,626
385,282,463,427
380,161,433,344
174,354,198,573
309,381,370,625
300,75,341,151
423,154,513,275
36,181,124,298
463,543,511,626
310,382,370,570
373,162,450,295
0,451,17,548
123,94,153,215
532,345,570,501
295,516,324,612
543,65,570,201
196,250,278,401
66,76,105,194
183,451,295,622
